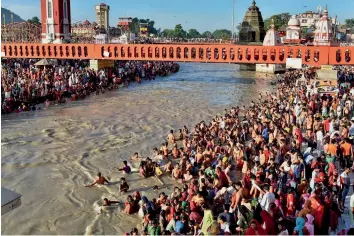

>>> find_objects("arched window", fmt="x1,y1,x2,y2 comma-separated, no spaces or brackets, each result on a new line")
63,0,68,19
47,0,53,18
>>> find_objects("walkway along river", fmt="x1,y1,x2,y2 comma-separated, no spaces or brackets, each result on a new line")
1,63,274,235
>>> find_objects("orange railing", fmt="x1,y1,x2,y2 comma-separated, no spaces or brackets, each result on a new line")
2,43,354,66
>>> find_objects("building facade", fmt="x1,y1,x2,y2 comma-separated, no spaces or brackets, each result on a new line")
40,0,71,43
296,9,338,35
95,3,110,30
71,20,97,38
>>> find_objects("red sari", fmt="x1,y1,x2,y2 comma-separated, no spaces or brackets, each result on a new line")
260,210,276,235
310,196,324,229
245,220,267,235
286,193,295,216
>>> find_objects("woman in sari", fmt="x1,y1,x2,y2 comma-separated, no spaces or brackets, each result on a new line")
260,210,276,235
200,204,214,235
245,219,267,235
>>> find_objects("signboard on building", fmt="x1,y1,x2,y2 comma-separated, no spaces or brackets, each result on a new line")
286,58,302,69
89,59,114,70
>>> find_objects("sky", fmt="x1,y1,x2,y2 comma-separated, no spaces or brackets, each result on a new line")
2,0,354,32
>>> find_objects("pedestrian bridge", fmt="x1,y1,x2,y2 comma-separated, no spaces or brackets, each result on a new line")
1,43,354,67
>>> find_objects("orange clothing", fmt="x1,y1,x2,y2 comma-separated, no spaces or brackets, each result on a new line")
340,142,352,156
327,144,337,156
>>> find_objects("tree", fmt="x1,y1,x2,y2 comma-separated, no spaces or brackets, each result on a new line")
201,31,212,38
187,28,201,38
128,18,158,36
27,16,40,25
236,23,242,31
161,29,174,37
344,18,354,28
264,13,291,30
129,17,140,34
173,24,186,38
212,29,232,40
147,20,157,35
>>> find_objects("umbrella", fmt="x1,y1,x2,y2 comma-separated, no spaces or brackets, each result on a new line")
35,59,53,66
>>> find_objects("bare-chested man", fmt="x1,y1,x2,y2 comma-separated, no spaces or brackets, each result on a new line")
85,172,109,187
168,130,175,144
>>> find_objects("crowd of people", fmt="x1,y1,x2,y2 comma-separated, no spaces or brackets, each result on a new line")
89,65,354,235
1,59,180,114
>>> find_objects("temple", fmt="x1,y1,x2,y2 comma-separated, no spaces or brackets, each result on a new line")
238,0,266,43
314,7,336,46
256,21,286,73
284,15,301,44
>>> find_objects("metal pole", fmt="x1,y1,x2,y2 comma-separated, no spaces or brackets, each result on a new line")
232,0,235,40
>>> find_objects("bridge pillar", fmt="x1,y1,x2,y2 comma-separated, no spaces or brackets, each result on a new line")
240,64,256,71
89,59,115,70
256,64,286,74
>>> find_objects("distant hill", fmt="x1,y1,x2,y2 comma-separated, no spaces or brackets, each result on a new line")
1,7,25,24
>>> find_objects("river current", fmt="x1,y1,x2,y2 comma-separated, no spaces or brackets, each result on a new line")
1,63,274,235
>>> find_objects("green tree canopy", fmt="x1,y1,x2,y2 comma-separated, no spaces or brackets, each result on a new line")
173,24,186,38
187,28,201,38
344,18,354,28
212,29,232,40
161,29,175,37
27,16,40,24
128,18,158,36
264,13,291,30
201,31,212,38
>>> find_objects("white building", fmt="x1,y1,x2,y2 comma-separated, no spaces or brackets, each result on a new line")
296,8,338,34
314,8,337,46
256,22,285,73
284,15,301,44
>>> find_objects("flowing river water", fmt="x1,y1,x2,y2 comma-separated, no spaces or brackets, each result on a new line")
1,63,274,235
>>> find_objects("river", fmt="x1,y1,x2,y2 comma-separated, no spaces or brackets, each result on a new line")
1,63,274,235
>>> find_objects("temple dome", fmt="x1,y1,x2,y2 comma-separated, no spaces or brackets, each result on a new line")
288,15,300,27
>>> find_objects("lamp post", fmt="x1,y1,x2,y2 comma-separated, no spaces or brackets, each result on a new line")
232,0,235,40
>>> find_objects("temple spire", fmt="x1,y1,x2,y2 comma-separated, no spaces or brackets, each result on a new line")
271,18,275,29
252,0,256,6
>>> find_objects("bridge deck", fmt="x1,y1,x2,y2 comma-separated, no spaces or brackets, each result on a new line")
2,43,354,66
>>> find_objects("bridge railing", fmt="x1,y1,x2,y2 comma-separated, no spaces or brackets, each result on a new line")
2,43,354,66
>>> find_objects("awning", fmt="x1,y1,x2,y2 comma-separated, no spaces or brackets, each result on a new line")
35,59,54,66
1,187,22,215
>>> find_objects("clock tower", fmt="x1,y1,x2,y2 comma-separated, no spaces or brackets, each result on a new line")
41,0,71,43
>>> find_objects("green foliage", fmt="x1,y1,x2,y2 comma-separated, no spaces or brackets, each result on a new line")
27,16,40,24
129,18,158,36
187,28,201,38
344,18,354,28
212,29,232,40
161,29,175,37
264,13,291,30
173,24,186,38
201,31,212,38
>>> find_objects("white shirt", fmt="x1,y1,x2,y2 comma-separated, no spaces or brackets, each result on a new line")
260,191,275,212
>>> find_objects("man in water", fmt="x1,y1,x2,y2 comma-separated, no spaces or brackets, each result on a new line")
168,130,175,144
131,152,141,161
102,198,121,206
85,172,110,187
118,160,131,174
